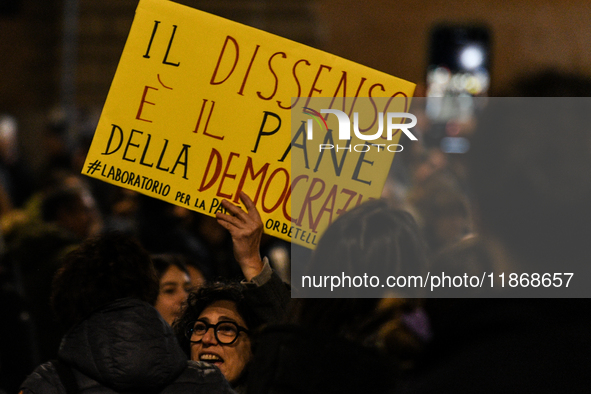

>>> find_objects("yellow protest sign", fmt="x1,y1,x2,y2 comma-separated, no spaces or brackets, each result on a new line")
82,0,415,248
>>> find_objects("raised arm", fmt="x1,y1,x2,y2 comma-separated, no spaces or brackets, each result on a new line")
215,191,264,281
215,192,291,323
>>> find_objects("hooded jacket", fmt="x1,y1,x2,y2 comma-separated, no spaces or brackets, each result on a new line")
19,298,235,394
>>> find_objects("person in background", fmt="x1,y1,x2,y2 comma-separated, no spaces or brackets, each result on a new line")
0,114,34,208
3,178,100,363
247,199,432,394
399,70,591,393
40,185,96,240
0,281,37,393
152,254,193,326
19,232,236,394
407,177,473,255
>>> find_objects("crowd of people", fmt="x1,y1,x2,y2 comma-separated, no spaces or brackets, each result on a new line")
1,69,591,393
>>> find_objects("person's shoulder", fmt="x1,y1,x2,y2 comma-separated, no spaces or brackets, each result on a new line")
19,361,63,394
163,361,236,394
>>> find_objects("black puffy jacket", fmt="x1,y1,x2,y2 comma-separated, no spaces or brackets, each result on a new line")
19,298,236,394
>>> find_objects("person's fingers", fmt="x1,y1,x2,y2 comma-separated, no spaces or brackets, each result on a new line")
239,191,262,221
220,199,248,221
216,211,241,228
216,215,236,231
239,191,255,210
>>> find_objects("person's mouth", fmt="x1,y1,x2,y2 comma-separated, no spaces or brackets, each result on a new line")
199,353,224,367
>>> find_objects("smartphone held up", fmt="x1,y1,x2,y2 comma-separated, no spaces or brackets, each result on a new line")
424,25,491,153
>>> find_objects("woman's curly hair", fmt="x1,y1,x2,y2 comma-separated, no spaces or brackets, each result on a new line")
51,232,160,329
173,281,263,357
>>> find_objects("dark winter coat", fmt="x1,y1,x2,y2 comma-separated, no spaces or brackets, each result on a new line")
19,298,235,394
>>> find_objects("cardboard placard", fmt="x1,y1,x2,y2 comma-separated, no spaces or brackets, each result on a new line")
82,0,415,248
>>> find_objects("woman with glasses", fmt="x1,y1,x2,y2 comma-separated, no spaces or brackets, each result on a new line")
175,282,262,393
175,191,290,393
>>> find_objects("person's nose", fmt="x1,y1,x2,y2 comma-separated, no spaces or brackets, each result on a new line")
201,327,218,346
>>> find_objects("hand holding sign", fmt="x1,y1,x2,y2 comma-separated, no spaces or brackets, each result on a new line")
216,191,264,281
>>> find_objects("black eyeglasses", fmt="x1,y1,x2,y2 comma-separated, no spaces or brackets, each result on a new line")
185,320,249,345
